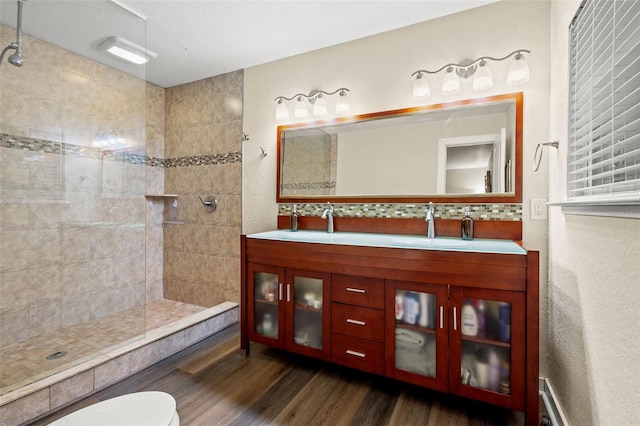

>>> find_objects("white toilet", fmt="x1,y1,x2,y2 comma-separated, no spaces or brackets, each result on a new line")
48,391,179,426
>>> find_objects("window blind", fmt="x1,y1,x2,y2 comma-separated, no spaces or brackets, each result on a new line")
568,0,640,201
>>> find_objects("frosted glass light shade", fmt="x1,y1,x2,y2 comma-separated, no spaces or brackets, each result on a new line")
275,99,289,120
442,67,460,95
412,73,430,99
335,91,350,115
313,94,327,116
473,60,493,90
507,53,530,84
294,96,308,118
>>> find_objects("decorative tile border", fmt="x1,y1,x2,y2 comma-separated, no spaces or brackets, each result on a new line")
0,134,242,168
279,202,522,221
280,181,336,191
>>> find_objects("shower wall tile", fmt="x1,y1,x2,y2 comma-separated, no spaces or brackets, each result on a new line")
0,270,30,314
0,202,29,231
163,69,243,308
0,310,28,345
28,303,62,339
29,229,63,268
0,230,30,273
29,266,62,308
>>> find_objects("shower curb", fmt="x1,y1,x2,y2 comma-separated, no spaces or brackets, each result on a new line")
0,302,238,426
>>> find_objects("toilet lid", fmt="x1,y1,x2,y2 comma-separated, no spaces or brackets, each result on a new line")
49,391,177,426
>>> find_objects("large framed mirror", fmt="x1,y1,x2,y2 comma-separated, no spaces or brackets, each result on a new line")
277,92,522,204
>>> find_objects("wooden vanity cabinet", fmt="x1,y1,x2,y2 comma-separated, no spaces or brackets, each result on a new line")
241,235,539,425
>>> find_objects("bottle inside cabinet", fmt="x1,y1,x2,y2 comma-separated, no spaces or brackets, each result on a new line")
293,276,323,349
394,290,437,378
253,272,279,338
460,297,512,395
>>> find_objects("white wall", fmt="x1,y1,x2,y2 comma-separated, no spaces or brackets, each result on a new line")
547,2,640,425
243,0,550,368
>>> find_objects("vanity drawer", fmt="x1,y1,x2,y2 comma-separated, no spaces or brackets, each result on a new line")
332,303,384,342
331,334,384,375
332,275,384,309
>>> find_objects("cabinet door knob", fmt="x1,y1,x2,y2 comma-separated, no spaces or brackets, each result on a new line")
346,319,366,326
440,306,444,329
346,350,366,358
279,283,283,301
346,287,366,294
286,284,291,302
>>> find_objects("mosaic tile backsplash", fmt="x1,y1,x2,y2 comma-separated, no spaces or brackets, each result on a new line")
279,203,522,221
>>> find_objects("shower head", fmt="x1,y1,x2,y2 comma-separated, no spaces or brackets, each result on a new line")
8,46,23,67
1,0,26,68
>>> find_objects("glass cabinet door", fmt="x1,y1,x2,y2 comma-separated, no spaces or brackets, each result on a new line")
451,288,525,410
386,281,448,392
285,269,330,358
247,264,284,346
459,298,512,394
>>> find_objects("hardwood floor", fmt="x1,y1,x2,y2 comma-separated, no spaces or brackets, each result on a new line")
31,324,527,426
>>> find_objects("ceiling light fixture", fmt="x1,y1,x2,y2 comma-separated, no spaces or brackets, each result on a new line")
411,49,530,99
98,36,156,65
275,88,350,120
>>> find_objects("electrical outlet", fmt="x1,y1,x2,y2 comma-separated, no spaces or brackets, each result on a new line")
530,198,548,220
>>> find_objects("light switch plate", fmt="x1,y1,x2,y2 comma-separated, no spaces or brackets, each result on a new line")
531,198,548,220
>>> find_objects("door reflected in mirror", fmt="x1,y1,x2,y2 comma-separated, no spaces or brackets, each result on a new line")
277,93,522,204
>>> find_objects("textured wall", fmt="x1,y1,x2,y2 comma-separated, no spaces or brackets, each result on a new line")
163,71,243,306
243,0,550,372
547,2,640,424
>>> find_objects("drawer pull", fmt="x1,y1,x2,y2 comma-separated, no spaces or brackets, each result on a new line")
346,350,366,358
346,319,366,326
346,287,366,294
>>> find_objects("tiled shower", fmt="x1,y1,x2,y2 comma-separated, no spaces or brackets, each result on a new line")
0,1,241,411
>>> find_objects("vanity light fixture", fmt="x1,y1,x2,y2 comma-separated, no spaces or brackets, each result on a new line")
411,49,530,99
98,36,156,65
275,88,350,120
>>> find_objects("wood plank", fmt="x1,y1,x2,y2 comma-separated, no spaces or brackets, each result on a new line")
272,367,370,425
31,324,534,426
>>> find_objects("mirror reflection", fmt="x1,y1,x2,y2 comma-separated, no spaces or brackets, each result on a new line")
278,93,522,203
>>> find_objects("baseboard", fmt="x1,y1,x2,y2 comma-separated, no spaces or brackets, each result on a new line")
539,377,569,426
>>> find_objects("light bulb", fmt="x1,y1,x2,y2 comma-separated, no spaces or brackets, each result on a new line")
441,66,460,95
313,94,327,116
412,73,430,100
473,60,493,90
275,98,289,120
507,52,530,84
294,96,308,118
335,90,350,115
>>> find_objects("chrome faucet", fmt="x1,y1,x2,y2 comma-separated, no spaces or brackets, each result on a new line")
321,202,334,233
425,202,435,239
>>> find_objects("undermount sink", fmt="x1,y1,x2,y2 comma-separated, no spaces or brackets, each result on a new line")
247,230,526,255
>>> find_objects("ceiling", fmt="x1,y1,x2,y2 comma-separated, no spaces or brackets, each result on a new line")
0,0,497,88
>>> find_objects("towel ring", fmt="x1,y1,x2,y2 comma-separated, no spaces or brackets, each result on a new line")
533,139,559,172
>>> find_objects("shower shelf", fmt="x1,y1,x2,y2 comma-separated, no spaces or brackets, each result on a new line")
145,194,178,198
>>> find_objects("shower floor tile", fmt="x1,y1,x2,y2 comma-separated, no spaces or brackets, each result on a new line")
0,299,206,396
